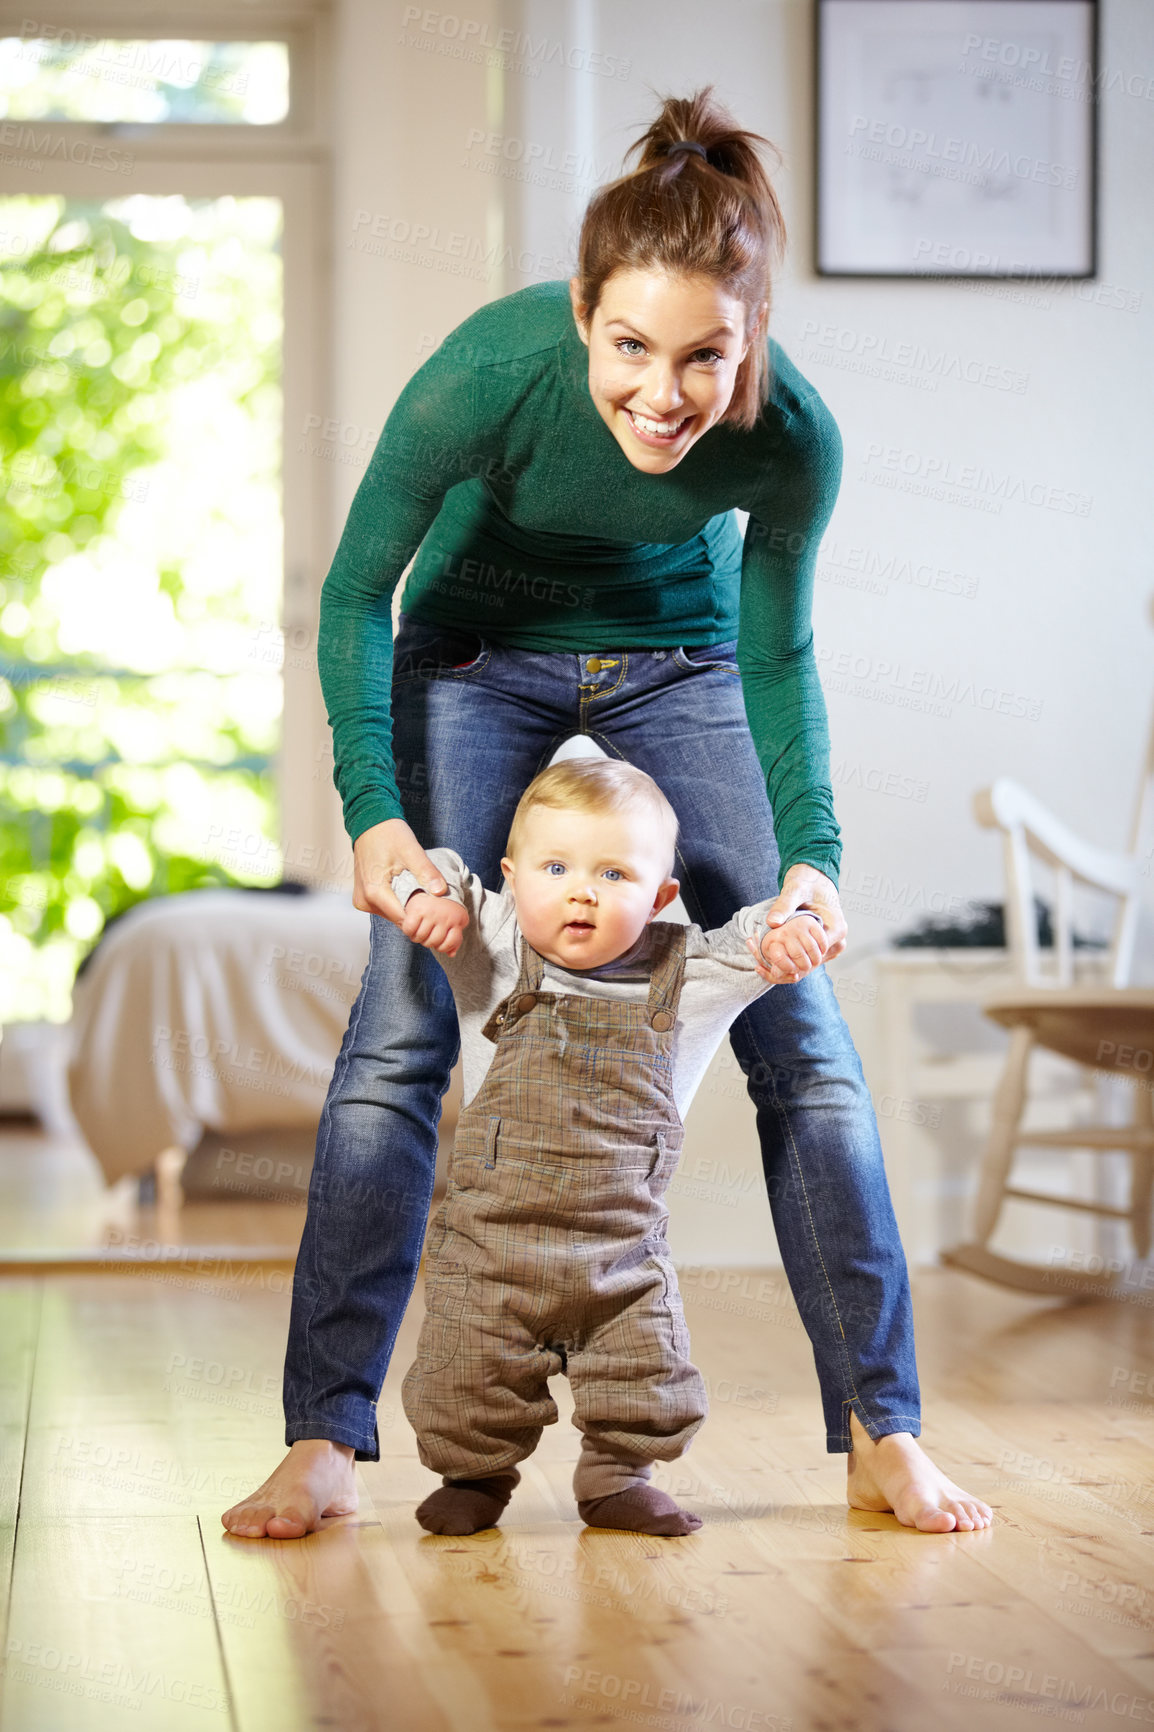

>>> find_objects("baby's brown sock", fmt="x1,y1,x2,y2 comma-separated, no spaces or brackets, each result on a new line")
578,1485,702,1537
415,1470,520,1536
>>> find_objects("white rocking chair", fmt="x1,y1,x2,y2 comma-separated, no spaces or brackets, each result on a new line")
942,760,1154,1295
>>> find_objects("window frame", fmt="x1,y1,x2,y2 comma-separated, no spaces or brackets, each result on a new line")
0,3,337,888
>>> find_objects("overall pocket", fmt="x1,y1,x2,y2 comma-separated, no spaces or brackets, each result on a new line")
451,1114,499,1185
414,1260,469,1373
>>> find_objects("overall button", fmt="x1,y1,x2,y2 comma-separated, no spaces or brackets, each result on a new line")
650,1009,675,1032
516,992,538,1014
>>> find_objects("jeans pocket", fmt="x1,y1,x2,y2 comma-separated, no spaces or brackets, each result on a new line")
392,612,490,683
672,639,740,675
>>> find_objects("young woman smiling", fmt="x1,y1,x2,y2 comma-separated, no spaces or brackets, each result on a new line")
223,87,992,1541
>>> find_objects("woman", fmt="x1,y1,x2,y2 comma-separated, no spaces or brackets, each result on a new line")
224,87,991,1538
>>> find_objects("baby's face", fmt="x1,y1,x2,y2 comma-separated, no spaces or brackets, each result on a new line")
501,804,678,971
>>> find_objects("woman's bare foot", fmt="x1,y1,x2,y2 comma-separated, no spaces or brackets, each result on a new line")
221,1440,358,1539
846,1411,993,1533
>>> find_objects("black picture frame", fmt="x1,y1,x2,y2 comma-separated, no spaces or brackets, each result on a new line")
814,0,1099,279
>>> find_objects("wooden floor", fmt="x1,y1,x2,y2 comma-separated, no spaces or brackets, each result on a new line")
1,1132,1153,1731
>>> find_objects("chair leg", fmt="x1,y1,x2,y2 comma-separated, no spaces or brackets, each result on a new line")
1129,1080,1153,1262
155,1144,186,1241
972,1026,1035,1245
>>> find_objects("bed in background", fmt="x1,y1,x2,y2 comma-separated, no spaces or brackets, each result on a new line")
68,887,379,1196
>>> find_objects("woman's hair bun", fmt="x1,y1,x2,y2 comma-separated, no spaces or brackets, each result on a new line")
631,86,782,191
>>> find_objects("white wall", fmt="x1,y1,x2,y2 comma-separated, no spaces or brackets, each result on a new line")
329,0,1154,1265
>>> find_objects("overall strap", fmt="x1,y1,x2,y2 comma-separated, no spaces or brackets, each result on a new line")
479,927,546,1044
645,921,688,1033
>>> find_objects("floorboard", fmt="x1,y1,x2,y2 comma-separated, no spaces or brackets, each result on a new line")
2,1124,1152,1732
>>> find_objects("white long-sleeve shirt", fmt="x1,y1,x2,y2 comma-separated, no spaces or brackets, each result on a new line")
392,848,783,1120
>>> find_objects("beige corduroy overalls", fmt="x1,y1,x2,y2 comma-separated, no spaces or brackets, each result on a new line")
401,920,709,1502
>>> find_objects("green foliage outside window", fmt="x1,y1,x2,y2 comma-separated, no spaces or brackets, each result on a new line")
1,195,283,1021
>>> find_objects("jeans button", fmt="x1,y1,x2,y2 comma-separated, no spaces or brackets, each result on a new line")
586,656,603,673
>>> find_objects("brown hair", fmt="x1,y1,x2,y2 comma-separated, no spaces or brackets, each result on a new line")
573,86,786,432
505,758,679,876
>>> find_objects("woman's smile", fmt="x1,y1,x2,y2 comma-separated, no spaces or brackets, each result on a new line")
623,407,694,447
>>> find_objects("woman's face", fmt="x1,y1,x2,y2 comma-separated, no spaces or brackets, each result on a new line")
569,268,764,473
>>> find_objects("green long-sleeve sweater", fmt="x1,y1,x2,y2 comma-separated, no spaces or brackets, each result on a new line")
318,279,844,883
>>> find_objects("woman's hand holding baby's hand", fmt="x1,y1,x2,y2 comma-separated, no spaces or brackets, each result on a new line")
402,892,470,957
747,913,827,985
352,818,448,923
351,820,469,953
753,863,848,984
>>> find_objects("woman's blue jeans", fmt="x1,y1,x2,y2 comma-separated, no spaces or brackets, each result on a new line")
284,613,921,1460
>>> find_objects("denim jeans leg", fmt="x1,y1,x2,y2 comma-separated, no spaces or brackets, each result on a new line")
284,914,457,1458
583,644,921,1452
283,616,573,1460
728,976,922,1451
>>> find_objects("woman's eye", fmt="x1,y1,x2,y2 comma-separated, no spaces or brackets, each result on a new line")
694,348,723,365
617,338,646,357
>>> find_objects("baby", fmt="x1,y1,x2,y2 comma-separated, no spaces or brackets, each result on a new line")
391,757,826,1537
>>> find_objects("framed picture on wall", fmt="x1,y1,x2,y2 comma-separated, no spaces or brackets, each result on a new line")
815,0,1098,277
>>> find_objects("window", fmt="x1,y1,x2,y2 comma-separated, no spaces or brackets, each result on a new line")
0,36,290,125
0,11,331,1023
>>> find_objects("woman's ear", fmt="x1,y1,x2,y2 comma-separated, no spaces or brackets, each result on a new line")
742,298,769,359
569,276,590,347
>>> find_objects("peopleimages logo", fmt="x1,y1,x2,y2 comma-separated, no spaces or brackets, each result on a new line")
399,7,631,79
817,646,1043,721
846,115,1078,188
861,443,1092,517
799,319,1028,393
0,121,134,174
960,31,1154,102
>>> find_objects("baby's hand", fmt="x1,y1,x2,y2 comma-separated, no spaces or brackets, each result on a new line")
401,891,470,957
747,911,827,985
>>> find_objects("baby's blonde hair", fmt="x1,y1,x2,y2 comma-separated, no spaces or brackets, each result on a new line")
506,759,679,876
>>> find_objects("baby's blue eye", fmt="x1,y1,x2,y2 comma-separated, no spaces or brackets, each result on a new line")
546,862,566,876
603,869,622,881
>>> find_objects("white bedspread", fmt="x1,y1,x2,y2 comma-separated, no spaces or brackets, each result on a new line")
68,890,371,1183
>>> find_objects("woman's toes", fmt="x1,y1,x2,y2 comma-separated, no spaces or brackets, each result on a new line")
223,1509,263,1536
915,1504,956,1533
266,1519,306,1539
954,1498,987,1530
